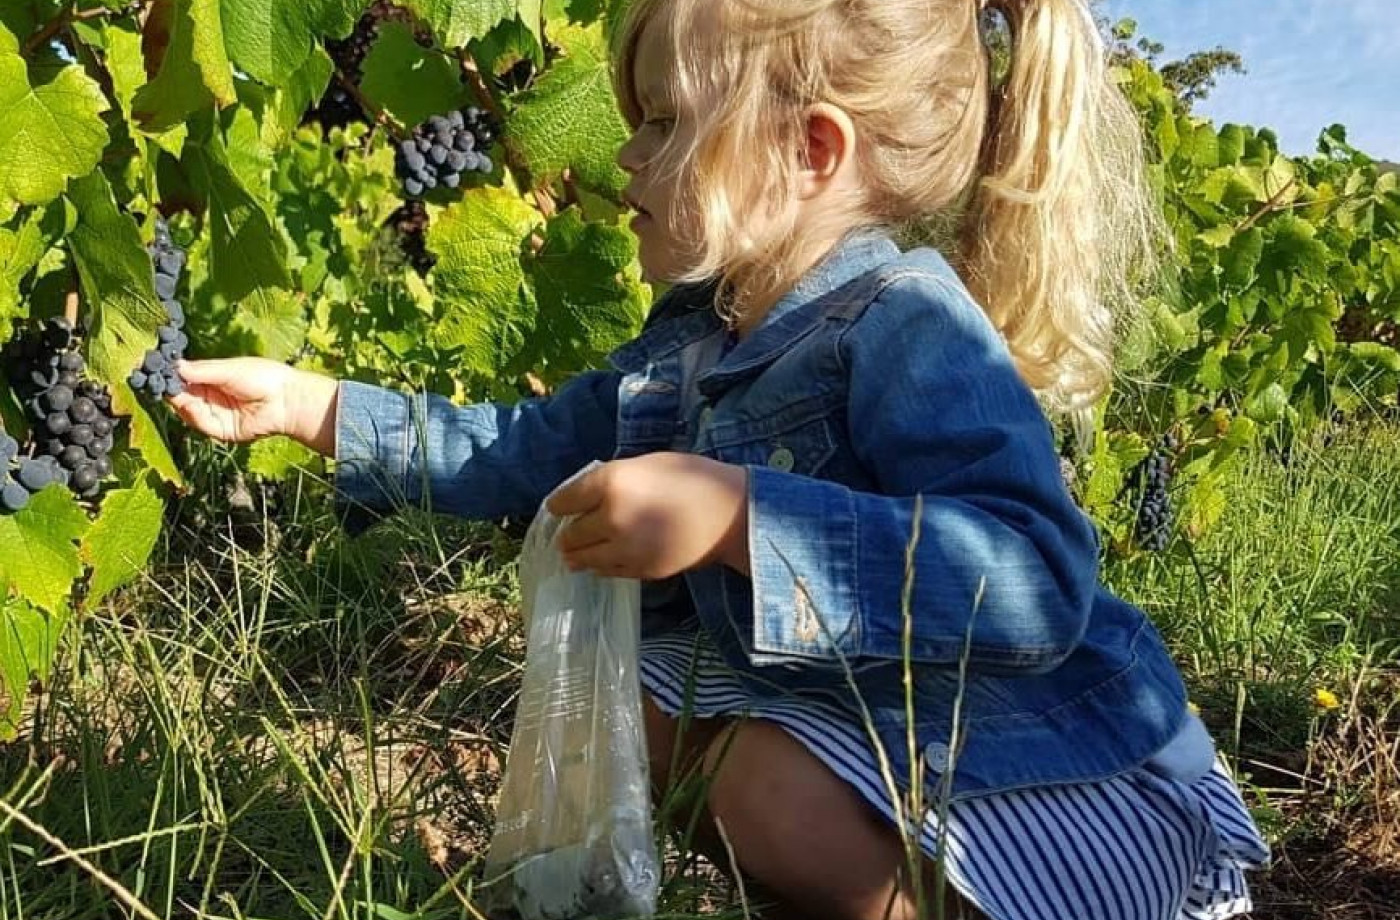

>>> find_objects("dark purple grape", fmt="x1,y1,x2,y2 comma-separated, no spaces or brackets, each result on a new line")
17,459,52,491
69,397,97,424
70,466,99,493
45,412,70,436
41,384,73,413
142,350,166,375
1,481,28,512
92,416,113,438
68,424,94,447
92,455,112,478
59,352,84,372
60,445,88,470
129,369,149,389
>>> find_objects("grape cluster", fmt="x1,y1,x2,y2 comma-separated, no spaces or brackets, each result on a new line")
395,108,497,198
0,317,121,509
388,200,437,275
1132,432,1179,552
130,219,190,399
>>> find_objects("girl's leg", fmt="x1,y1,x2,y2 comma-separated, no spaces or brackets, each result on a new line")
698,718,984,920
644,695,982,920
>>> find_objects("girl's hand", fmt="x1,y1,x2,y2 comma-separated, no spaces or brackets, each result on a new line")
167,358,340,456
546,453,750,580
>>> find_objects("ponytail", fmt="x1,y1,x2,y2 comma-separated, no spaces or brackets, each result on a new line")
958,0,1163,413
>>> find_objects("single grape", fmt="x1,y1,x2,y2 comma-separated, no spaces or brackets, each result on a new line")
92,416,113,438
164,374,185,397
1,481,28,512
129,369,149,389
59,352,84,372
142,350,166,375
45,412,70,436
17,459,51,491
71,466,99,493
68,424,94,446
92,455,113,478
90,434,114,457
70,397,97,424
60,445,88,470
41,384,74,413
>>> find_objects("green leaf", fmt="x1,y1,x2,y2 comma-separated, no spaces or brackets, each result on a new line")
527,208,646,368
100,20,188,155
234,287,307,359
0,595,68,740
505,22,629,196
1262,215,1329,284
80,475,164,608
359,22,471,127
1217,124,1246,165
0,206,48,326
66,172,169,388
131,0,237,132
404,0,540,49
183,125,293,307
1243,381,1289,425
219,0,366,88
1220,226,1263,289
428,186,538,375
120,388,184,486
247,435,320,480
259,45,334,150
0,24,110,206
0,486,89,613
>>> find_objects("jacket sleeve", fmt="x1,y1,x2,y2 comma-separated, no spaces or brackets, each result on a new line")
744,274,1100,674
332,370,621,532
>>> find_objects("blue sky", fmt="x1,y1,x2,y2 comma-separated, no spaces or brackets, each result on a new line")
1100,0,1400,160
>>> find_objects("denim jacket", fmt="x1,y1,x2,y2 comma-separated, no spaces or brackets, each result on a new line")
334,229,1191,800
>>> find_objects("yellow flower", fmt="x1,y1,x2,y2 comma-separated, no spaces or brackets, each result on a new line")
1314,688,1340,711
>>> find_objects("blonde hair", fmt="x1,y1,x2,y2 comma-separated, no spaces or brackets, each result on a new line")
611,0,1164,412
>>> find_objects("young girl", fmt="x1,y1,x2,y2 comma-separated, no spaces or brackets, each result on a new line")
170,0,1269,917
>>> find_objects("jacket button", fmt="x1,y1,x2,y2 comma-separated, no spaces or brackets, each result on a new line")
924,741,950,773
767,447,795,472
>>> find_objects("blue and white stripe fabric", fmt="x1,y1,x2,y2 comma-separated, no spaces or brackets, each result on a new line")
640,627,1270,920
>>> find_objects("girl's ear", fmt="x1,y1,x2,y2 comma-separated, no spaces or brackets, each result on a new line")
797,103,857,200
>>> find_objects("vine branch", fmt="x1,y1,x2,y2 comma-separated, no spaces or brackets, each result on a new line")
22,3,128,57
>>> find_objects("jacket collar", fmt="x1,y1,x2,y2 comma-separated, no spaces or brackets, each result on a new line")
697,228,900,396
607,228,902,384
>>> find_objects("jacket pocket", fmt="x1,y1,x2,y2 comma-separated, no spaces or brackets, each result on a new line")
701,406,838,478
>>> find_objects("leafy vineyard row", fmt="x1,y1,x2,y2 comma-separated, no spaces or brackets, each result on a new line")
0,1,1398,737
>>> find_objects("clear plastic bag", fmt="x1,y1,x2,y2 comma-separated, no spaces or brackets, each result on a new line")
482,470,660,920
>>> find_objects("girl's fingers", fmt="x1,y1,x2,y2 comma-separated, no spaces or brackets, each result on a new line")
562,542,629,577
172,358,243,385
556,509,611,554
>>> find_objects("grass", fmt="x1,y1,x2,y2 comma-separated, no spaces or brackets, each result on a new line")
2,421,1399,918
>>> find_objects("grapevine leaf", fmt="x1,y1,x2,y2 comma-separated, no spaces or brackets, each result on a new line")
66,172,169,388
119,386,184,487
527,209,646,368
247,435,320,480
359,22,471,127
1262,216,1328,284
1217,124,1246,165
259,45,334,150
0,206,48,326
404,0,540,49
0,486,89,614
1220,227,1263,289
0,25,110,206
0,594,68,740
543,0,606,25
100,20,188,155
234,287,308,360
218,0,355,88
428,186,538,376
504,22,629,197
131,0,237,132
80,475,164,609
183,126,293,307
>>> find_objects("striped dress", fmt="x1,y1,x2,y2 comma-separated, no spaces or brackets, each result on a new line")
640,625,1270,920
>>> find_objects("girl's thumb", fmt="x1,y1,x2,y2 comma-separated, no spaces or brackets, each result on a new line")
174,358,241,385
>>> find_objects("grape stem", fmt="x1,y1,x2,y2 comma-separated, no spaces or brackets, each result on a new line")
332,69,403,135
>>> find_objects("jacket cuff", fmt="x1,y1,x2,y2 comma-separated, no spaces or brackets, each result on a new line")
332,380,413,535
746,465,861,664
